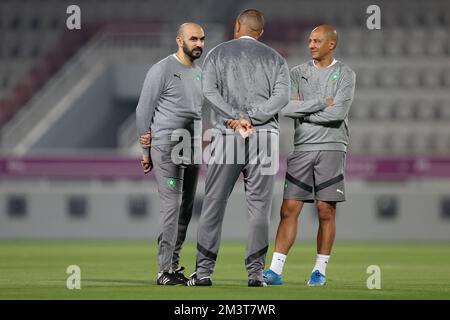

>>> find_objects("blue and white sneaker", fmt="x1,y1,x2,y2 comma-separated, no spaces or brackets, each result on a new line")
307,270,326,286
262,269,283,285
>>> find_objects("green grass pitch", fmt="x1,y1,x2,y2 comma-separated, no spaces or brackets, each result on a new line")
0,241,449,300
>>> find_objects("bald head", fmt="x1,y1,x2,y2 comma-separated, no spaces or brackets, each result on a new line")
234,9,264,39
175,22,205,63
177,22,204,38
308,24,339,64
311,25,338,48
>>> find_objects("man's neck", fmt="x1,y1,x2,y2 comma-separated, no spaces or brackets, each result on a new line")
174,51,193,67
235,30,259,40
313,55,334,68
238,35,257,40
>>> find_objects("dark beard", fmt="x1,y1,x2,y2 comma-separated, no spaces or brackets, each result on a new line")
182,44,202,61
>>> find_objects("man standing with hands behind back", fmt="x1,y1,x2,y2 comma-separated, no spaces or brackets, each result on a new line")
264,25,356,286
187,9,290,287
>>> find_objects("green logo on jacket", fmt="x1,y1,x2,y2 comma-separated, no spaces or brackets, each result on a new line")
195,75,201,81
167,178,176,190
330,72,339,81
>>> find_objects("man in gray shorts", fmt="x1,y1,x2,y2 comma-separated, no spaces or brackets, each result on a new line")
263,25,356,286
136,23,205,285
186,9,290,287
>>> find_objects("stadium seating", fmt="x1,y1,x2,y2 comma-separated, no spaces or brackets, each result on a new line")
0,0,448,156
253,0,450,155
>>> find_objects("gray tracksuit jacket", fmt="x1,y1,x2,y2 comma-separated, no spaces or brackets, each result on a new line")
281,59,356,152
201,36,290,132
135,54,203,154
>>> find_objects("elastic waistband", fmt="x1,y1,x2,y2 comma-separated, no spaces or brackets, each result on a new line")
294,142,347,152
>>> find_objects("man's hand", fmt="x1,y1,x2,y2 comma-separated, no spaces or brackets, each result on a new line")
239,118,253,130
227,119,241,130
239,118,255,138
325,98,334,107
227,118,254,139
140,155,153,174
140,130,152,148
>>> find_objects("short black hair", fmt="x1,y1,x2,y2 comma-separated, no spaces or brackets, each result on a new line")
237,9,264,33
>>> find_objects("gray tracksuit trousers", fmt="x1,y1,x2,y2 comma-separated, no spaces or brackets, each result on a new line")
195,36,290,281
152,143,200,272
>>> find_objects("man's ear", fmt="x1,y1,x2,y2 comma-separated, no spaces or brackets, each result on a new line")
235,20,241,33
330,40,336,50
257,29,264,39
176,36,183,48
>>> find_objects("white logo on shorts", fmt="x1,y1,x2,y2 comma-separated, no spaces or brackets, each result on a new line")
336,189,344,195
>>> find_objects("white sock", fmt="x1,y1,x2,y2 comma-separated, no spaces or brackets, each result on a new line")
312,254,330,276
269,252,287,275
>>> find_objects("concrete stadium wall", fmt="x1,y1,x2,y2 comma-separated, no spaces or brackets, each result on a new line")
30,67,132,150
0,179,449,241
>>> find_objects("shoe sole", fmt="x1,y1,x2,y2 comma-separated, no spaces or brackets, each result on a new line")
186,282,212,287
263,277,282,285
263,278,282,285
307,282,326,286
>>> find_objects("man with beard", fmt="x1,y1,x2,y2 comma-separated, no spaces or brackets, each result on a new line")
136,23,205,285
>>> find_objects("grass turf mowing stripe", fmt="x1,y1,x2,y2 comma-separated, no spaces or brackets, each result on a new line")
0,241,449,299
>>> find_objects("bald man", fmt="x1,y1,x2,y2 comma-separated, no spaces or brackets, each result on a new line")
136,23,205,285
187,9,290,287
264,25,356,286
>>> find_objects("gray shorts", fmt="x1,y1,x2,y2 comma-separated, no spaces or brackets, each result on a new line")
283,150,347,203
